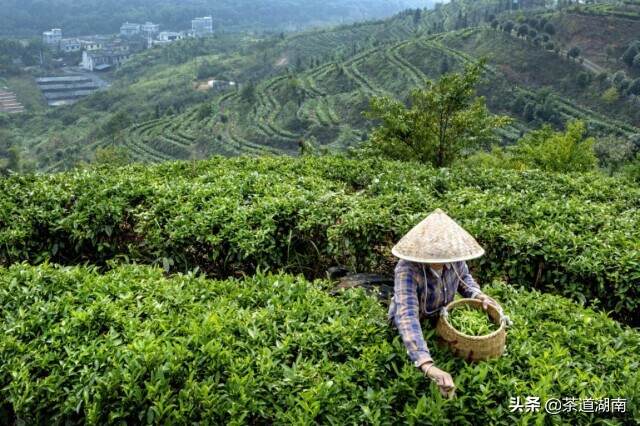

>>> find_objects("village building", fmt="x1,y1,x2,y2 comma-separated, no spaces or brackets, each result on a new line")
42,29,62,46
35,75,106,106
81,49,131,71
208,79,236,91
141,22,160,36
80,39,104,51
120,22,141,37
60,38,81,53
150,31,186,47
191,16,213,36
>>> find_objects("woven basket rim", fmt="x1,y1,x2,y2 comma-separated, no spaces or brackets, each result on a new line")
441,298,505,341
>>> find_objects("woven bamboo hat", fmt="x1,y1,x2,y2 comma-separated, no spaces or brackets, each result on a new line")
392,209,484,263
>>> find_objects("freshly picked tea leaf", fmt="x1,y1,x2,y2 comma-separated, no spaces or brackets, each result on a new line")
448,305,499,336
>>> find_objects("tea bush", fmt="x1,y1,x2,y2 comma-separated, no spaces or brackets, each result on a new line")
0,156,639,324
0,264,637,425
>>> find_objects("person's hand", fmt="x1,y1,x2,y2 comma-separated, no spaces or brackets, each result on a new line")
421,362,456,398
476,293,500,311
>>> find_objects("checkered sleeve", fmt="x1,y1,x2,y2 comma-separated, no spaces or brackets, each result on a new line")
455,261,482,299
393,261,433,368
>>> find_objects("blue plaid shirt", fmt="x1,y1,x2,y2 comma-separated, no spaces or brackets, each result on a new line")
388,259,483,368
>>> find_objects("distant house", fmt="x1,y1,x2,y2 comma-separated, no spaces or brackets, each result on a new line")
80,39,104,51
120,22,141,37
81,49,130,71
35,75,106,106
60,38,81,53
208,80,236,91
141,22,160,36
191,16,213,37
151,31,185,47
43,29,62,46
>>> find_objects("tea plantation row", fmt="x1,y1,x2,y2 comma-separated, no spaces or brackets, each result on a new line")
0,263,637,425
0,156,639,324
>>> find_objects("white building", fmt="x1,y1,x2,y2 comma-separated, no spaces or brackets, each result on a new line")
81,49,130,71
151,31,186,47
43,29,62,46
60,38,81,53
141,22,160,35
80,40,103,51
191,16,213,36
120,22,141,37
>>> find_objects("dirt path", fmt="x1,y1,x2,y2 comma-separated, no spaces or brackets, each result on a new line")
559,49,606,74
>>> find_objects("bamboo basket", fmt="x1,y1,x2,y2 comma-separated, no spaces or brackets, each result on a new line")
435,298,507,362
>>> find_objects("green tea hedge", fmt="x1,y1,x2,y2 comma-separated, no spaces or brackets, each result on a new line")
0,264,637,424
0,156,639,324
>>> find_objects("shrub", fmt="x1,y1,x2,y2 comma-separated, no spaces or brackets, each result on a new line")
0,264,638,424
509,121,597,173
602,87,620,104
0,157,639,325
576,71,592,88
621,41,640,66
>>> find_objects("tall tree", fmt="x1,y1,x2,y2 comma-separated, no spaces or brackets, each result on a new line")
362,61,511,167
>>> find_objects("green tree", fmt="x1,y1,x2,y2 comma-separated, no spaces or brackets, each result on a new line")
517,24,529,37
0,130,20,174
621,155,640,183
576,71,592,89
510,121,597,172
628,79,640,96
99,111,132,139
93,146,131,167
593,136,635,175
567,46,581,59
502,21,514,33
439,58,450,75
240,81,257,104
621,41,640,66
362,61,511,167
413,8,422,26
543,22,555,35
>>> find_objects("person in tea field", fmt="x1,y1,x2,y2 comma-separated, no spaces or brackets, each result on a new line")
388,208,501,398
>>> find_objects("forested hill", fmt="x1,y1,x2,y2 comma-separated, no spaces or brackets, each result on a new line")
0,0,432,36
4,0,640,172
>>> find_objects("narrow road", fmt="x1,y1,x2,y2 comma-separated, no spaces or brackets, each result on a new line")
559,49,606,74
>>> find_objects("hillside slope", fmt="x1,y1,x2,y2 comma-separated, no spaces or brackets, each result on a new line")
6,0,640,170
0,0,432,36
98,26,640,166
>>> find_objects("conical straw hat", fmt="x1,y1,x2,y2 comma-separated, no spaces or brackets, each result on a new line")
392,209,484,263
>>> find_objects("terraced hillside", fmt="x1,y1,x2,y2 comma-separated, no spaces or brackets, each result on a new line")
9,0,640,170
101,24,640,165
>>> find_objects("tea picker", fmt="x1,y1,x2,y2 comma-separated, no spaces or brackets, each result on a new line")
388,209,510,399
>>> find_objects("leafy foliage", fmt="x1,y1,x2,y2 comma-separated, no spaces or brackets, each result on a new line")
0,264,638,424
509,120,598,172
0,156,638,325
446,305,498,336
363,62,511,166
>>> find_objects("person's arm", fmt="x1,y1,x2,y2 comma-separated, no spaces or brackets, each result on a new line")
455,261,500,310
393,262,433,369
454,261,482,299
